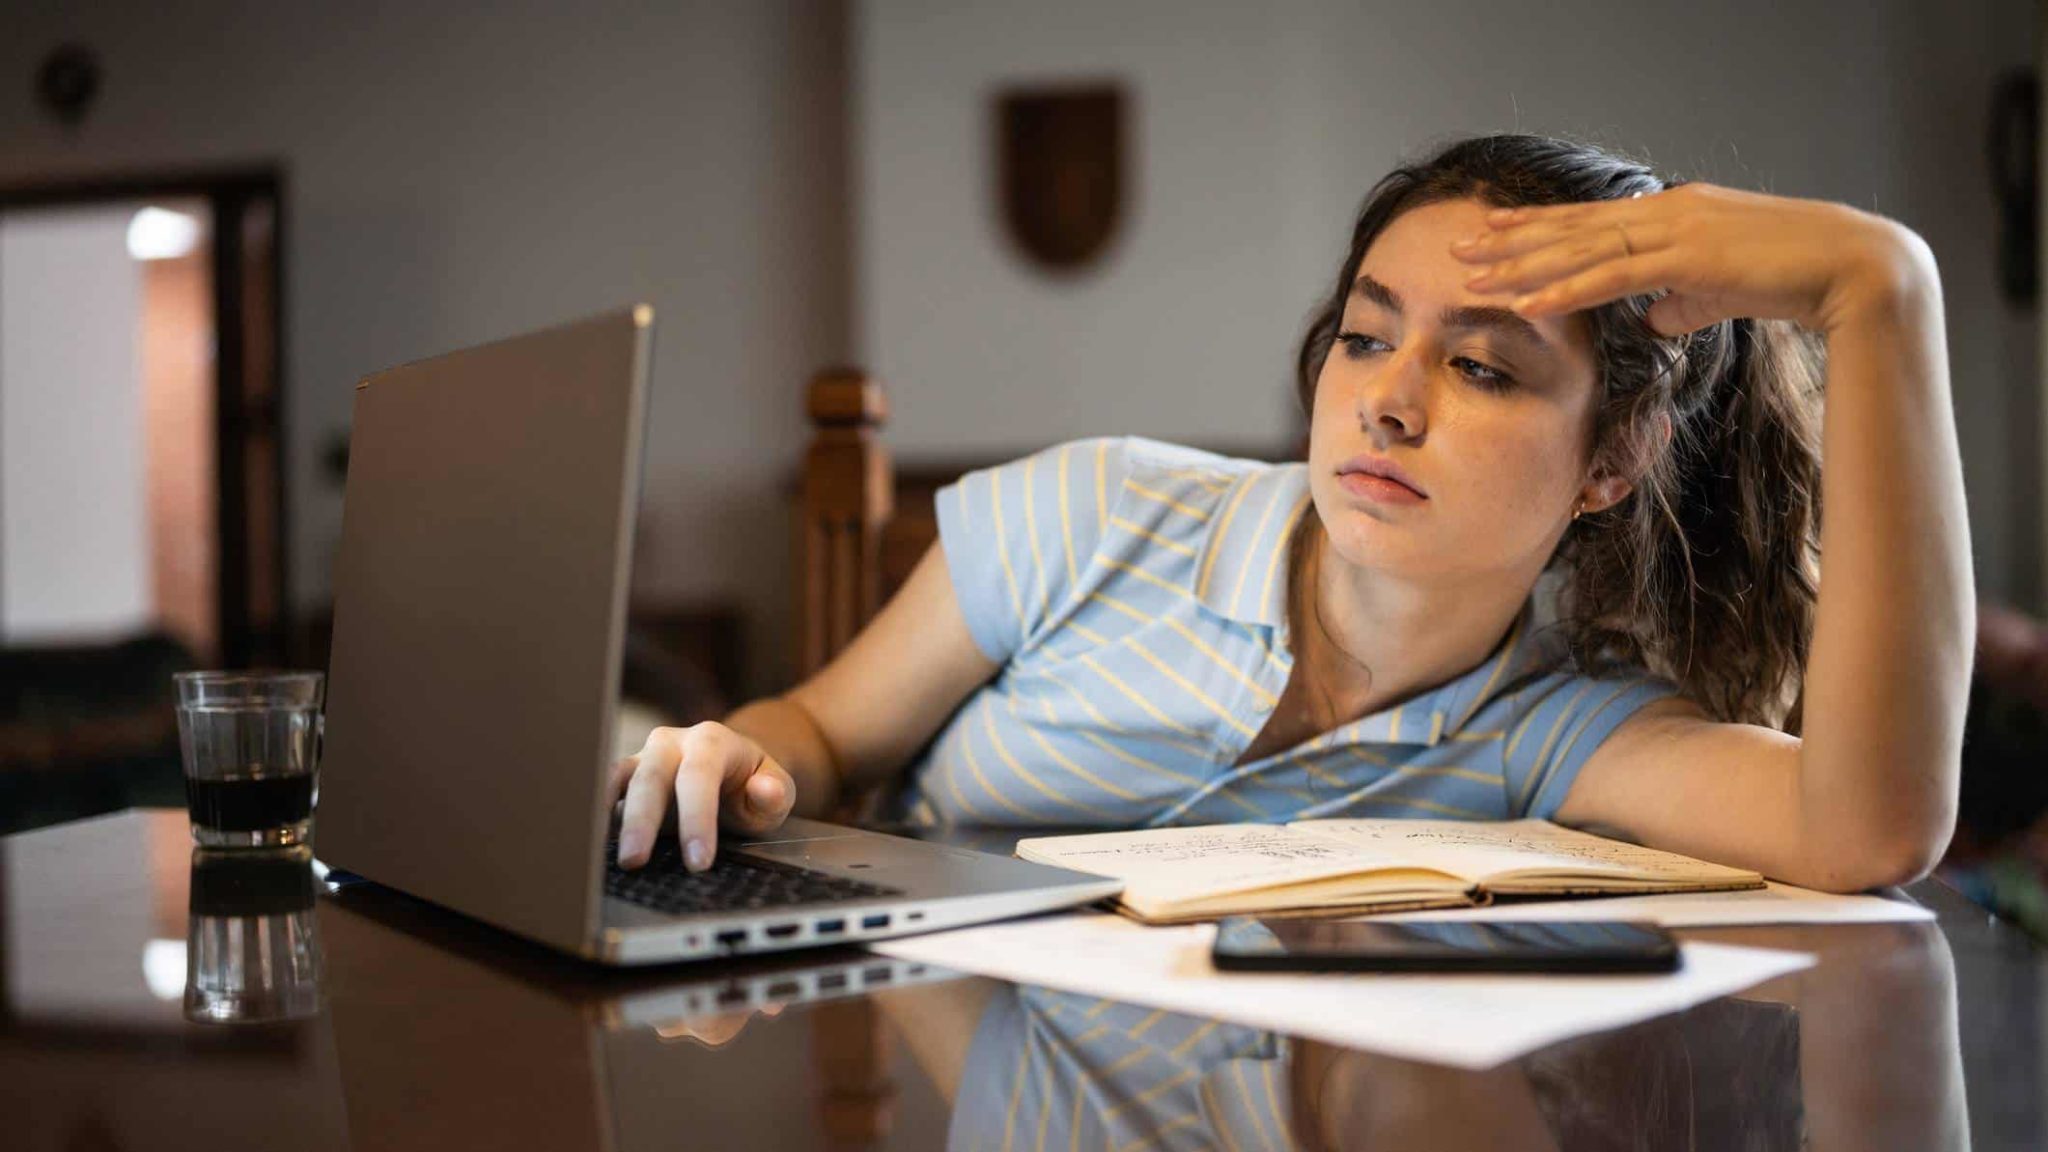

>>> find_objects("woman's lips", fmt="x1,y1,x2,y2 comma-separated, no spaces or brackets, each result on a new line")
1336,455,1427,504
1338,471,1427,505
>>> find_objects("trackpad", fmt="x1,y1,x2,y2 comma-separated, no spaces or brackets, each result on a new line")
741,834,956,873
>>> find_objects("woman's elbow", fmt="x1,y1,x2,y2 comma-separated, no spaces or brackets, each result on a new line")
1852,831,1948,890
1797,815,1955,893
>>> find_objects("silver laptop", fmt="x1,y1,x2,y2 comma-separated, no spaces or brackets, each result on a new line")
314,306,1121,965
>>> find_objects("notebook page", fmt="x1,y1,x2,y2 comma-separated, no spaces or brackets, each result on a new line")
1295,819,1758,885
1014,823,1438,904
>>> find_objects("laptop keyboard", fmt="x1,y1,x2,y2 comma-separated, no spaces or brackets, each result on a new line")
603,832,904,917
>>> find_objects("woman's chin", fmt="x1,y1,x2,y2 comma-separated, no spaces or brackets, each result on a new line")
1324,520,1433,569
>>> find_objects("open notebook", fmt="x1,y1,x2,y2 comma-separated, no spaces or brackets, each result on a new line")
1015,819,1765,924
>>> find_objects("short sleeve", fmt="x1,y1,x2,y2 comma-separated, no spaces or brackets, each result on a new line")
1503,672,1679,820
935,437,1129,664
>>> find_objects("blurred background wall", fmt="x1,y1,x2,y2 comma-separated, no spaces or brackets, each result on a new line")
0,0,2037,701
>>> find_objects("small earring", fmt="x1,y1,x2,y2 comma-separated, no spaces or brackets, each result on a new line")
1571,499,1586,522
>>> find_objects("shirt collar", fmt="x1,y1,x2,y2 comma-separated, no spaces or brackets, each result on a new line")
1418,603,1558,742
1325,604,1559,747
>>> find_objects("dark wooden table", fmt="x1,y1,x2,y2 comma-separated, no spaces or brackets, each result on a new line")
3,809,2041,1150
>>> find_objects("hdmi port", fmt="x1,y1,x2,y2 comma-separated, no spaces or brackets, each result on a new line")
765,923,800,939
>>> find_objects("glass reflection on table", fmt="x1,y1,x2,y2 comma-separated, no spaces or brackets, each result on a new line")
184,846,323,1024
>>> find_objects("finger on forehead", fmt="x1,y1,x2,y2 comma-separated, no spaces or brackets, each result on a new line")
1456,214,1586,260
1511,250,1683,317
1475,218,1676,289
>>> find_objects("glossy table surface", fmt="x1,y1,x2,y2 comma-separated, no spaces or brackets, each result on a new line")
3,809,2043,1151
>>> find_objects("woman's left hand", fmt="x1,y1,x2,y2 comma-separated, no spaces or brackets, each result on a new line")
1451,182,1937,336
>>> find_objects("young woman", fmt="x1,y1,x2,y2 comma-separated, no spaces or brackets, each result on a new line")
613,134,1971,894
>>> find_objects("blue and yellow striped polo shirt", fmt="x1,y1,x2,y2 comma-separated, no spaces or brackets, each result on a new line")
895,436,1675,828
948,985,1290,1152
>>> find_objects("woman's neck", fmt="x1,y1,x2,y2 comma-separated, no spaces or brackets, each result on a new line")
1292,519,1538,723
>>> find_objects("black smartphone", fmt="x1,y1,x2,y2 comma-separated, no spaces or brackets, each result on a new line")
1210,916,1681,974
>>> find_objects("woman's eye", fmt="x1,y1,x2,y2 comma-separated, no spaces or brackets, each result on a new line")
1451,356,1515,391
1337,332,1516,391
1336,331,1387,359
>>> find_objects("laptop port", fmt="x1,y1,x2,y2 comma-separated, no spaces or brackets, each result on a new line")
861,913,891,930
765,923,800,939
818,972,848,991
767,979,801,999
906,911,925,922
862,964,892,984
715,929,746,948
815,918,845,935
715,986,747,1007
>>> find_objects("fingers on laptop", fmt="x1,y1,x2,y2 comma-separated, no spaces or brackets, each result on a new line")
614,723,794,872
605,754,638,810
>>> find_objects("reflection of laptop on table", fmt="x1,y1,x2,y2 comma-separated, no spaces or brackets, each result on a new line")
320,874,963,1151
315,307,1120,964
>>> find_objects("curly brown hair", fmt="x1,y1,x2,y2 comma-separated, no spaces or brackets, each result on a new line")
1290,134,1823,730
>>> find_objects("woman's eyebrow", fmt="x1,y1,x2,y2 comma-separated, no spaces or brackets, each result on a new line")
1351,272,1553,356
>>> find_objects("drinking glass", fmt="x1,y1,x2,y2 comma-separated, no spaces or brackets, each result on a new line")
175,671,325,848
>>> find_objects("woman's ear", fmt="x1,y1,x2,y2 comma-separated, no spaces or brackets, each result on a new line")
1581,411,1670,516
1580,473,1634,515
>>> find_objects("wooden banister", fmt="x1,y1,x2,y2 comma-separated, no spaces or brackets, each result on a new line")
798,369,895,678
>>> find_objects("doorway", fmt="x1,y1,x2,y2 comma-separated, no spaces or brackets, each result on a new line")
0,169,288,668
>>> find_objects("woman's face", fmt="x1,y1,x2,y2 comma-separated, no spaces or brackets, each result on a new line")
1307,196,1608,585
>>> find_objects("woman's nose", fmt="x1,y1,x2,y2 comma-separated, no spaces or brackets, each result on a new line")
1355,354,1429,440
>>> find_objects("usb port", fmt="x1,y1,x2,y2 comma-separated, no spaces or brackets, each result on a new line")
815,918,845,935
767,979,800,999
716,929,746,947
861,913,891,930
765,923,800,939
818,972,848,991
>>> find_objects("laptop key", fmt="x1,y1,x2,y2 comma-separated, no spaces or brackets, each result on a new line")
602,834,903,917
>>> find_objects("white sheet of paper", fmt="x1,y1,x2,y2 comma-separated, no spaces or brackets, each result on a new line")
1374,881,1933,927
869,913,1813,1070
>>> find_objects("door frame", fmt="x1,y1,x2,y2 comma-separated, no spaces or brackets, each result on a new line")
0,166,291,667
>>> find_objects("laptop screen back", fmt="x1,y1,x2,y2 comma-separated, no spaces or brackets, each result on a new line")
316,307,652,956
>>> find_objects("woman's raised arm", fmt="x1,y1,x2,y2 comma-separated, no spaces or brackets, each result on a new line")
1459,185,1973,890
